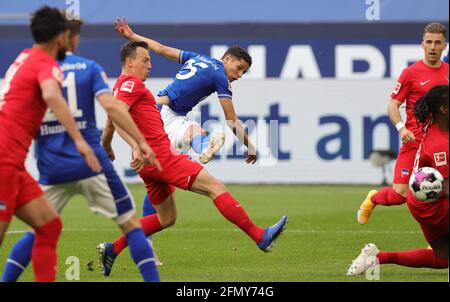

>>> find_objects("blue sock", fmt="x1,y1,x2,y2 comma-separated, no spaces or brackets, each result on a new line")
191,134,210,154
126,228,160,282
2,231,35,282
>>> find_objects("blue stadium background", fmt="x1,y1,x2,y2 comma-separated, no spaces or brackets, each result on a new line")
1,0,448,78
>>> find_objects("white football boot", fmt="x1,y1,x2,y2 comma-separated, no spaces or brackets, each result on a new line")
346,243,380,276
199,132,225,164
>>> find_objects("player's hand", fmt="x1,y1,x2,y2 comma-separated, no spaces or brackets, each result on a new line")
138,141,162,172
114,17,134,39
399,127,415,143
130,147,145,172
246,146,257,164
103,144,116,161
245,154,257,164
76,140,102,173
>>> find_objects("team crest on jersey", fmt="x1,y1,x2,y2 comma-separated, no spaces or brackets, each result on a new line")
52,66,64,84
0,201,6,211
120,81,135,93
392,81,401,94
434,152,447,167
401,168,409,176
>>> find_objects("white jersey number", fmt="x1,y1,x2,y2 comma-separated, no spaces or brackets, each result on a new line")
0,53,30,111
43,71,83,122
176,59,208,80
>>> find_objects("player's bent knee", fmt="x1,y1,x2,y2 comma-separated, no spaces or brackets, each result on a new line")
35,217,62,245
393,184,408,197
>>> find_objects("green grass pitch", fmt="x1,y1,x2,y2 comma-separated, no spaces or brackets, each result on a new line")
0,184,447,282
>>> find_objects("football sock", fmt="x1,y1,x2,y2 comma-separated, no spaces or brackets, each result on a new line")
32,217,62,282
191,134,210,154
142,194,157,241
377,248,448,268
113,214,163,255
142,194,157,216
2,231,35,282
126,228,160,282
371,187,406,206
213,192,264,243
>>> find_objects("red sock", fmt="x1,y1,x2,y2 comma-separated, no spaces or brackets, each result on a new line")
377,248,448,268
32,217,62,282
213,192,264,243
113,214,163,255
372,187,406,206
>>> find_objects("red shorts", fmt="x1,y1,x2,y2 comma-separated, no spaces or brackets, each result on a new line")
139,152,203,205
407,192,449,244
393,141,420,184
0,164,44,222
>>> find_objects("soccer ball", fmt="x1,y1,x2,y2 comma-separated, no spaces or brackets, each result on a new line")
408,167,444,202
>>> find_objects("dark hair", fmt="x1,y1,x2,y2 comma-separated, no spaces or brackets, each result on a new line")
120,41,149,66
414,85,449,133
423,23,447,39
30,6,68,43
66,18,83,39
221,46,252,67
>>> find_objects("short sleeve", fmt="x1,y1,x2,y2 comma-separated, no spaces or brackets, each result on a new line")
390,68,411,102
179,51,199,64
215,73,232,100
91,62,110,97
37,62,63,86
115,79,143,107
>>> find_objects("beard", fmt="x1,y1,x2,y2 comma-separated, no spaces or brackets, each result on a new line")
57,47,67,61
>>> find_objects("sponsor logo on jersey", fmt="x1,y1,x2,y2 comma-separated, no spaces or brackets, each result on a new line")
120,81,135,93
419,80,430,86
434,152,447,167
392,81,401,94
401,168,409,176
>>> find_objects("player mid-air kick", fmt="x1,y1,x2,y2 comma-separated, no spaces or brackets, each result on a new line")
113,17,257,165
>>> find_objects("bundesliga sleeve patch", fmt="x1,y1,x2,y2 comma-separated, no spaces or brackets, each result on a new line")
433,152,447,167
120,80,135,93
392,81,401,94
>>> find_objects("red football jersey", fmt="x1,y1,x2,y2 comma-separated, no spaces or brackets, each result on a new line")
113,74,171,153
410,124,449,206
0,48,63,166
391,60,448,141
413,124,449,179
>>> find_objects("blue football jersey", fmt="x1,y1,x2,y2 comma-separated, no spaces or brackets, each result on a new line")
37,53,111,185
158,51,232,116
443,46,449,63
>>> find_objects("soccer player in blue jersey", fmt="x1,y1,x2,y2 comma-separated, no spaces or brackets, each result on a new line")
114,17,257,165
2,19,160,282
443,44,449,63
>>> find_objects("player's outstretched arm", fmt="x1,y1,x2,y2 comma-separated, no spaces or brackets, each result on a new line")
114,17,181,62
388,98,415,143
220,98,257,164
40,79,102,173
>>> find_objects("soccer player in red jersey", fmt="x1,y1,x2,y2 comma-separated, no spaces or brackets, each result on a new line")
96,41,288,277
0,6,102,282
347,85,448,275
357,23,449,224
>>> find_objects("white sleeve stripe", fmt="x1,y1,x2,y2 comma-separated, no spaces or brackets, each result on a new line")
94,88,111,97
218,94,232,99
179,51,183,64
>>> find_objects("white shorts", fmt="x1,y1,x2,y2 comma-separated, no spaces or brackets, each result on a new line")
41,174,136,225
160,105,199,151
